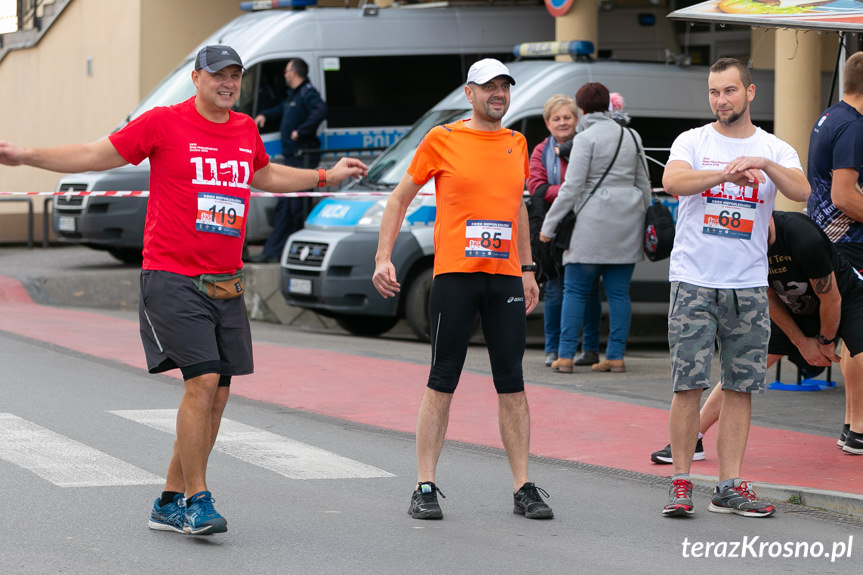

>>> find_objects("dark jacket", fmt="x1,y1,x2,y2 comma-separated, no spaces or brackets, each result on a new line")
260,80,327,166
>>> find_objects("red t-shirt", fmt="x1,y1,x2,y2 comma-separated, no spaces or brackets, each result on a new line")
109,97,270,276
408,120,529,277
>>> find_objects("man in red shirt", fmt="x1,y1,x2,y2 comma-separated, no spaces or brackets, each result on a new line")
0,45,367,535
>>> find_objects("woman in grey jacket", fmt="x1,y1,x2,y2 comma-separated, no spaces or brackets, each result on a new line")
539,82,651,373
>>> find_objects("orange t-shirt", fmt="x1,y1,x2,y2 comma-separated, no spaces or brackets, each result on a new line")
408,120,529,278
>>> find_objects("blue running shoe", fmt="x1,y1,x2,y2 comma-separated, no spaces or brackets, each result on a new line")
184,491,227,535
148,494,185,533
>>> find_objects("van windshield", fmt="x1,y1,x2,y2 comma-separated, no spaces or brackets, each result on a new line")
364,109,467,186
125,59,197,124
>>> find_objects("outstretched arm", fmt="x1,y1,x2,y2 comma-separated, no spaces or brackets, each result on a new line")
0,138,127,173
251,156,367,193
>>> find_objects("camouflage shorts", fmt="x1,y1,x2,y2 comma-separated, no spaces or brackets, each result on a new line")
668,282,770,394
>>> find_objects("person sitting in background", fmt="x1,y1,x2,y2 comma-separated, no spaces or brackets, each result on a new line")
527,94,601,368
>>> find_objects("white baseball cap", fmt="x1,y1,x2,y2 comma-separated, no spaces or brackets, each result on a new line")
466,58,516,86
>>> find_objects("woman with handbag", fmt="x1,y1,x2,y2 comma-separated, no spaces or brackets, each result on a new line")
527,94,602,368
539,82,651,373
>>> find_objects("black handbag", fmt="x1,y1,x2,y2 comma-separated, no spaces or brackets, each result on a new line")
625,128,675,262
643,197,675,261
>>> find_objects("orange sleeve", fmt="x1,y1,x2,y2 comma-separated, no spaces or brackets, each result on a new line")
407,126,446,186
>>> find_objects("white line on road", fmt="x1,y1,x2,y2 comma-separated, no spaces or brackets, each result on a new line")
110,409,395,480
0,413,164,487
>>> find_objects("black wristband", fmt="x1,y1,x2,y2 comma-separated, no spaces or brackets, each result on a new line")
816,334,836,345
521,263,537,272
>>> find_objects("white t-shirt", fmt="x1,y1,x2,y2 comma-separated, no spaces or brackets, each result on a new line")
667,124,802,289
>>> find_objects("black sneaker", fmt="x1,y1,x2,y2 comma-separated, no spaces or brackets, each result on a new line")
513,482,554,519
838,424,850,448
842,430,863,455
650,438,705,464
408,482,445,519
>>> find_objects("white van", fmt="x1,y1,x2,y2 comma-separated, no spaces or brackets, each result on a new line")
51,4,553,262
279,59,786,340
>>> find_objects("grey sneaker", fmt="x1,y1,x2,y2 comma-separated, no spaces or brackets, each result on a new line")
544,352,558,367
708,480,775,517
513,482,554,519
408,482,445,519
573,350,599,366
662,478,694,517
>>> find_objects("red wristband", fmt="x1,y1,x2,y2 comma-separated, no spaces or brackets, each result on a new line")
317,168,327,188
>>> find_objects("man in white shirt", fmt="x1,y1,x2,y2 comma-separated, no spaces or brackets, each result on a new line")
660,58,810,518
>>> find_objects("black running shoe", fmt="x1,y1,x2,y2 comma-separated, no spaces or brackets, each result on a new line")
650,438,705,464
842,430,863,455
838,424,850,448
513,482,554,519
408,482,445,519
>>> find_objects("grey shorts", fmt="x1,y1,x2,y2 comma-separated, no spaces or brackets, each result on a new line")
139,270,253,382
668,281,770,394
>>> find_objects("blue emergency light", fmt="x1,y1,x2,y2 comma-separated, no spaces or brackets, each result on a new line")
512,41,595,62
240,0,317,10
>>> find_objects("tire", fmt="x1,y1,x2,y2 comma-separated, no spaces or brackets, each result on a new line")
405,268,434,342
107,247,143,264
334,315,398,337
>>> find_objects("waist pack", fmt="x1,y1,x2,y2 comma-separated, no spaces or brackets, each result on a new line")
643,198,675,262
192,270,245,299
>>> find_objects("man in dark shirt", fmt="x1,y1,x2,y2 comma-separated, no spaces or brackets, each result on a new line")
252,58,328,262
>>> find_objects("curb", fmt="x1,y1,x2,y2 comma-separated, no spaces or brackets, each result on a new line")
690,474,863,520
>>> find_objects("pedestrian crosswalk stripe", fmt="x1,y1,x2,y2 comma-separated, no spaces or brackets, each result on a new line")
110,409,395,480
0,413,164,487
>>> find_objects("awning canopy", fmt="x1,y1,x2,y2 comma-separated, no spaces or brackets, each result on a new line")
668,0,863,32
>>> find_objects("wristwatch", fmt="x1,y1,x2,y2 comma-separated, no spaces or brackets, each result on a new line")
816,334,836,345
521,263,537,273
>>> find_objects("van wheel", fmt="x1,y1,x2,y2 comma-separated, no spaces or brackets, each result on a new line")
108,247,143,264
334,315,398,337
405,268,433,342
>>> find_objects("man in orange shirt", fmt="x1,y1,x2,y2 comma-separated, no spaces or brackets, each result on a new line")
372,59,553,521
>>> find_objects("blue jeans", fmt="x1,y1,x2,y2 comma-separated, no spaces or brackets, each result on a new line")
559,263,635,360
543,275,601,355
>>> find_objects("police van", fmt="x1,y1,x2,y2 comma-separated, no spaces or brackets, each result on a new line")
51,3,553,262
279,57,786,340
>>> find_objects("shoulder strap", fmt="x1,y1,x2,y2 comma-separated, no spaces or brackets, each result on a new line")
626,127,651,188
573,124,625,218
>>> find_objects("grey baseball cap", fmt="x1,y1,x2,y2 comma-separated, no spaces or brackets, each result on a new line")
195,45,244,73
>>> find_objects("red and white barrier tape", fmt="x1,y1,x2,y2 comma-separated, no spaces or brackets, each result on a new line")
0,187,667,198
0,190,406,198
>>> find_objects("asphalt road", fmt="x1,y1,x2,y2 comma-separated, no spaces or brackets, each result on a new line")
0,315,860,574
